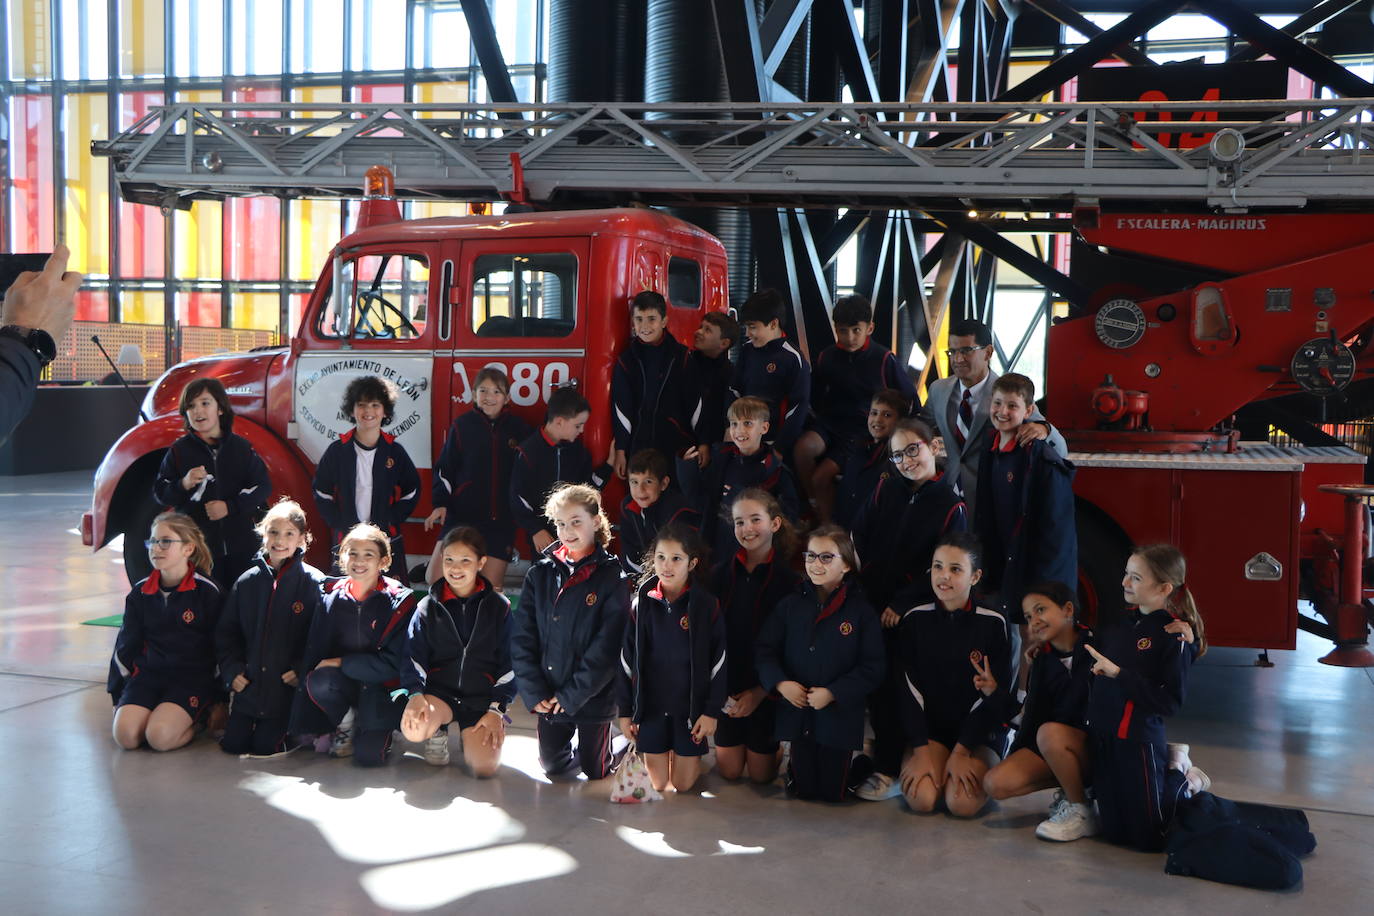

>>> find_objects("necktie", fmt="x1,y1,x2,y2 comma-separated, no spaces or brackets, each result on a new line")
955,387,973,447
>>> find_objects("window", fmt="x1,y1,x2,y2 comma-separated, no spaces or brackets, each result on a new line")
317,253,429,340
668,257,702,310
472,253,577,338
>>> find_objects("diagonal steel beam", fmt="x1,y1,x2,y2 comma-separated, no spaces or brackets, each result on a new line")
815,0,880,103
1196,0,1374,97
461,0,521,106
602,108,712,182
761,0,817,76
930,211,1092,309
1228,0,1360,63
387,109,494,180
1026,0,1155,67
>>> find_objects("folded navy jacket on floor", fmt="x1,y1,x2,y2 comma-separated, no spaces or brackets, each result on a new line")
1164,791,1316,890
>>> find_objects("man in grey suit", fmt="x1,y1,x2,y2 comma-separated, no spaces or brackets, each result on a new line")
925,318,1066,522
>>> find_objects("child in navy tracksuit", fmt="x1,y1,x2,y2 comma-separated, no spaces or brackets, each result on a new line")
618,448,701,576
110,511,222,752
290,523,416,767
425,366,532,587
618,524,727,793
399,526,515,777
311,375,420,580
711,488,801,784
832,388,906,529
511,484,629,779
153,377,272,590
610,290,703,479
794,295,919,522
728,288,810,456
510,387,610,555
215,499,325,756
757,525,884,802
974,373,1077,628
688,311,738,452
850,419,968,799
1086,544,1206,851
897,533,1010,818
678,396,800,556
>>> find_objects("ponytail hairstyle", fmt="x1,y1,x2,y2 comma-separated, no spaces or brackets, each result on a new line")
807,523,861,575
543,483,613,546
152,510,214,574
337,522,393,569
1132,544,1207,658
255,498,312,547
640,522,710,590
731,487,799,563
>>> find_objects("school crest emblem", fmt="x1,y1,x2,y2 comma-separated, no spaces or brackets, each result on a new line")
680,615,690,631
585,593,597,605
188,696,199,708
1007,471,1015,483
969,649,983,665
1137,637,1152,651
292,601,304,614
839,621,854,636
766,362,777,373
181,610,195,624
386,457,395,469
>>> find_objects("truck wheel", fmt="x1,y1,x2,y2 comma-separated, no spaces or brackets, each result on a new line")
1076,504,1131,633
122,498,161,586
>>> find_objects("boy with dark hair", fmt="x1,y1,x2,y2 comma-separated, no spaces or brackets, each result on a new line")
311,375,421,578
728,288,810,456
833,388,908,529
794,294,920,522
690,310,739,451
510,386,610,553
617,448,702,575
679,396,800,554
974,372,1077,627
611,290,702,478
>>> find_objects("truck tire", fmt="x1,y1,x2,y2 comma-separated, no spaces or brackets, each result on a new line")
1075,502,1132,633
122,497,161,586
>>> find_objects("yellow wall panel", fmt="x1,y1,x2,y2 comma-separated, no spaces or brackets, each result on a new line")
10,0,52,79
175,201,222,279
65,94,112,276
289,199,342,280
120,0,165,76
233,292,280,331
121,290,164,325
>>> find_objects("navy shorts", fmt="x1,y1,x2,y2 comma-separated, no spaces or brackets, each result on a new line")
118,671,216,724
713,699,779,754
424,687,488,732
636,713,708,757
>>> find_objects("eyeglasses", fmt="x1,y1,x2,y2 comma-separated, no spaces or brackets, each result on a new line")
144,538,185,549
802,551,841,566
890,443,926,463
944,345,987,359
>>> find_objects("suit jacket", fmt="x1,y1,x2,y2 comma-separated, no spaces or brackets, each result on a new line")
925,370,1066,521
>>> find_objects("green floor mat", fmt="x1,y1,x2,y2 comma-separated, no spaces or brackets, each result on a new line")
82,614,124,627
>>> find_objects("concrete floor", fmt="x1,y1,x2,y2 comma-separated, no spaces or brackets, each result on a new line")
2,471,1372,915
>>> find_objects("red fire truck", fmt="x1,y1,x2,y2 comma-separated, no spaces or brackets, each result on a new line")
82,197,728,583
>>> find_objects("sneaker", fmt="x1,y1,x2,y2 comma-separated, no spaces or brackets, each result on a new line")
329,726,354,758
1047,788,1067,815
422,728,451,766
1167,742,1192,773
855,773,902,801
1035,801,1100,842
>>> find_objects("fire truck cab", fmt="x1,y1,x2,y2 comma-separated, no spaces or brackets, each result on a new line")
83,207,729,580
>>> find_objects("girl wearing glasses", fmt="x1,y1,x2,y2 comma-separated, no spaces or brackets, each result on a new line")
757,525,884,801
110,512,222,752
850,419,968,802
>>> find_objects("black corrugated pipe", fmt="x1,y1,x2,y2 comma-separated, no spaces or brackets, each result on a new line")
548,0,646,103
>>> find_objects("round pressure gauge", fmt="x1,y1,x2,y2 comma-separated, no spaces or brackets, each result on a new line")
1094,298,1147,349
1290,337,1356,393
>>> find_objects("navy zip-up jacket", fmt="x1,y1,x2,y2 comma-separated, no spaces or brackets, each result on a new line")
756,581,885,750
153,432,272,559
1004,625,1095,753
688,349,733,445
311,429,421,544
400,575,516,714
290,576,416,732
611,331,701,458
617,490,702,575
511,543,629,722
852,473,968,613
617,577,728,724
108,567,223,704
1086,609,1190,745
975,433,1077,623
675,442,800,554
833,437,892,529
710,549,800,698
809,340,919,442
432,408,532,532
729,335,811,453
509,430,609,537
898,600,1011,751
215,551,326,719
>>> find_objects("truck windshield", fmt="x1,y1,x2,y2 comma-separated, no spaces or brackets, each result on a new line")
318,253,429,340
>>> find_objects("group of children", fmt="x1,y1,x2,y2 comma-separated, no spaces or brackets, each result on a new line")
108,289,1211,853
